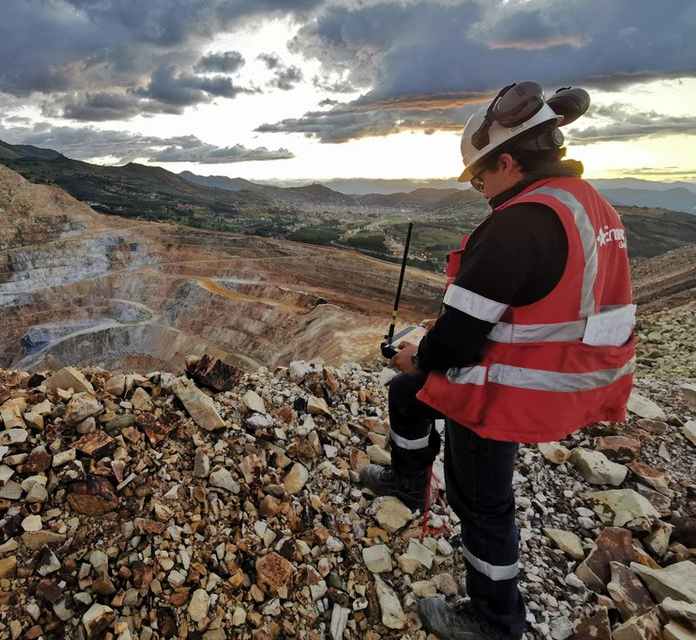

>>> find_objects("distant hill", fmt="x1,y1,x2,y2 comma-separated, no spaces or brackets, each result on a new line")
616,205,696,257
0,140,276,226
599,187,696,215
357,188,481,209
590,177,696,194
0,140,63,161
2,138,696,269
179,171,264,192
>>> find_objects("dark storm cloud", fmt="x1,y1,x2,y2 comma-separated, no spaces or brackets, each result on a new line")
195,51,246,74
0,122,294,164
271,66,304,91
150,138,294,163
136,65,254,106
258,54,282,70
313,76,359,94
0,0,323,116
258,54,304,91
56,92,178,122
569,104,696,145
257,102,471,143
271,0,696,142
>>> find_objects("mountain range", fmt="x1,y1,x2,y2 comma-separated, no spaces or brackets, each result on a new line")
2,138,696,271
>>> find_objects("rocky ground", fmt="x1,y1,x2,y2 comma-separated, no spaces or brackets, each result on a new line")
0,313,695,639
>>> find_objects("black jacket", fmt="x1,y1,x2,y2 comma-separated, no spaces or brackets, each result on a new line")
416,162,582,372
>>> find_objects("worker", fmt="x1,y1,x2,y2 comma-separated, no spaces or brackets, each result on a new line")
360,82,636,640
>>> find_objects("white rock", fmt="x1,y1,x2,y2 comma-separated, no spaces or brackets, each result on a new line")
209,467,240,493
26,483,48,504
661,598,696,629
52,448,76,467
330,604,350,640
550,616,574,640
569,448,627,486
411,580,437,597
0,398,27,430
89,550,108,576
645,521,674,557
131,387,153,411
168,570,187,588
64,392,103,426
680,382,696,409
307,395,332,417
21,515,42,532
375,496,413,532
172,377,226,431
46,367,95,395
543,528,585,560
0,481,22,500
588,489,660,526
187,588,210,622
627,390,666,420
663,621,696,640
0,465,13,484
630,561,696,604
437,538,454,557
366,445,391,465
538,442,571,464
374,575,406,630
82,603,114,637
283,463,309,494
362,545,392,573
232,607,247,626
242,390,266,414
683,421,696,447
38,549,61,576
288,361,312,383
53,600,74,622
406,539,435,569
0,428,28,446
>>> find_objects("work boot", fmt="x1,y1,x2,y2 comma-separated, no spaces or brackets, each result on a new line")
359,464,428,511
417,599,522,640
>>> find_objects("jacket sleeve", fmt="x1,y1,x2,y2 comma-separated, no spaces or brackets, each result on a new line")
416,203,568,372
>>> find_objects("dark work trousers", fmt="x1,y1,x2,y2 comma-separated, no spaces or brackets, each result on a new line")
388,371,527,639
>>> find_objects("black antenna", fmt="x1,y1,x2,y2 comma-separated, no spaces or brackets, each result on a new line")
381,223,413,358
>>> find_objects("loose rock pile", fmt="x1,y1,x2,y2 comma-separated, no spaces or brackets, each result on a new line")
0,332,695,639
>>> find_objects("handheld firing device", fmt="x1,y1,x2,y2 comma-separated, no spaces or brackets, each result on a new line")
380,222,415,359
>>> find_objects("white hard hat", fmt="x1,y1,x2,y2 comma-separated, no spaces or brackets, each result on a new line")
458,82,563,182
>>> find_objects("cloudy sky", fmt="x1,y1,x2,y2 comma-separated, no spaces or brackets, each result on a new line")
1,0,696,182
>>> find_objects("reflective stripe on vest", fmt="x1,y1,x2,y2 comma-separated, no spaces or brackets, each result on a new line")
531,187,598,318
488,304,636,345
446,365,487,385
488,357,636,392
443,284,508,322
460,543,519,581
446,357,635,392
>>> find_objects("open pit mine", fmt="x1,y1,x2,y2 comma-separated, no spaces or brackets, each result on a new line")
0,164,442,374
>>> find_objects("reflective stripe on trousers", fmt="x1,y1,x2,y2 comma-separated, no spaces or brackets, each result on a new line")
389,426,431,450
461,543,519,581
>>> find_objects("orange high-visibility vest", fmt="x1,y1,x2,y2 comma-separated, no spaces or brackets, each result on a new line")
417,177,636,443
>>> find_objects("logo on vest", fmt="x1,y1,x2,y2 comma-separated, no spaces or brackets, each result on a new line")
596,225,626,249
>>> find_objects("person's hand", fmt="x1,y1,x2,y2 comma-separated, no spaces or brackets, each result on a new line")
420,318,437,332
390,342,419,373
